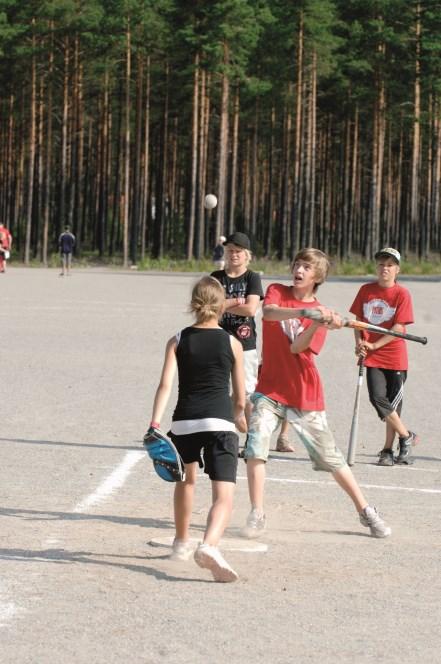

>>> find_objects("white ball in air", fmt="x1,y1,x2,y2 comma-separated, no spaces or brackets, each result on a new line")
204,194,218,210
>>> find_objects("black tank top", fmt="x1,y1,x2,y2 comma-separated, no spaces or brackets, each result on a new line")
172,327,234,422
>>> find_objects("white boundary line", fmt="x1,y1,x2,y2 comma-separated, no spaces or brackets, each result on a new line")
271,457,440,473
73,451,144,513
237,474,441,495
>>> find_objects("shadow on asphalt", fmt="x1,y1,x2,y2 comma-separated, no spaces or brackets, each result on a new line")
0,437,141,452
0,506,174,529
0,547,211,582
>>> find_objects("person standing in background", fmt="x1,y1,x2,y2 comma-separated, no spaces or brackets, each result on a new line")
211,232,264,422
213,235,226,270
0,222,12,273
350,247,418,466
59,225,76,276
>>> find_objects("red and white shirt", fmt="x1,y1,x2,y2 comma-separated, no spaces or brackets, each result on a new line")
350,282,414,370
256,283,327,410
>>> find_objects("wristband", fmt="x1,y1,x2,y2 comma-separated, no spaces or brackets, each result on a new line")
150,420,160,429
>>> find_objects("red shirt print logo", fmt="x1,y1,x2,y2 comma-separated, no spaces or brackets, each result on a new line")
363,299,396,325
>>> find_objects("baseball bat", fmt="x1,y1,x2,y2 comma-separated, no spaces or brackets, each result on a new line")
342,318,427,345
347,359,364,466
295,308,428,345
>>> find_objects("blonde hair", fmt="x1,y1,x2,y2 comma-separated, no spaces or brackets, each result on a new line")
291,248,330,293
190,276,225,323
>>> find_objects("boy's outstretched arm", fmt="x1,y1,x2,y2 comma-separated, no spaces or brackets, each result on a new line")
263,303,342,327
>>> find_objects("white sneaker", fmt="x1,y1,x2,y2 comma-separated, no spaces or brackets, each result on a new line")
241,508,266,539
194,544,239,582
169,538,194,561
359,506,392,538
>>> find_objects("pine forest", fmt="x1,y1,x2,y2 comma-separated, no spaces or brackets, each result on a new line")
1,0,441,265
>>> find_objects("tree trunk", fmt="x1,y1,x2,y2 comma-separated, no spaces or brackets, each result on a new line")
432,98,441,252
122,18,131,268
215,42,230,240
59,37,70,235
348,105,359,255
279,96,292,259
130,54,144,264
291,12,303,257
228,85,239,237
154,63,169,257
249,99,259,239
202,72,211,254
4,96,15,234
97,69,109,256
308,51,317,246
75,55,85,255
42,25,53,266
36,73,44,258
410,2,421,257
140,55,151,259
24,23,37,265
187,52,199,259
367,46,385,259
196,66,208,258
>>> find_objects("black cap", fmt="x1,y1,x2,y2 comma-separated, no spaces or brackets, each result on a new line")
223,232,250,250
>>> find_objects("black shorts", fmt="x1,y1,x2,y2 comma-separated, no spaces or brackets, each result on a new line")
366,367,407,420
169,430,239,483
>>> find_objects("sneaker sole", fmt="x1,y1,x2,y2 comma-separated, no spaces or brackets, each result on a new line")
360,520,392,538
194,551,238,583
370,527,392,538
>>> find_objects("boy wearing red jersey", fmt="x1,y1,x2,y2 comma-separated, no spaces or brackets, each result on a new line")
350,247,418,466
241,248,391,539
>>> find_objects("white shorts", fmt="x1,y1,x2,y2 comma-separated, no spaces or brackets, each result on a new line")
243,349,259,398
243,393,347,472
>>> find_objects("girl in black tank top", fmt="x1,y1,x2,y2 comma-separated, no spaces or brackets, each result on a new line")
148,276,246,582
172,326,234,425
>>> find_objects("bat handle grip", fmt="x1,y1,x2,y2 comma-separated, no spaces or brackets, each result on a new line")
355,355,365,374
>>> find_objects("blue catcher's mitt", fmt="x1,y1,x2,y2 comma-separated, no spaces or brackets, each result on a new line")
143,427,185,482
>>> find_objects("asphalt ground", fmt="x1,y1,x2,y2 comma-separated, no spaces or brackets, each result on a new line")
1,267,440,664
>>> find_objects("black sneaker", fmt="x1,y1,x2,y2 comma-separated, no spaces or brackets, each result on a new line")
377,449,394,466
395,431,418,465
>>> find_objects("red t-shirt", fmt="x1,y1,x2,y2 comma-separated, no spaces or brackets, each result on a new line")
349,282,414,370
256,283,327,410
0,227,11,250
